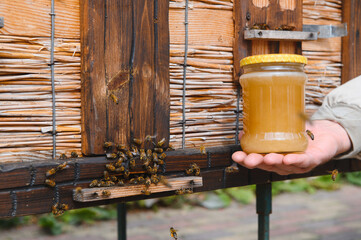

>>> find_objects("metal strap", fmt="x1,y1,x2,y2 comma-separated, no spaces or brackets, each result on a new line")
181,0,189,149
50,0,57,159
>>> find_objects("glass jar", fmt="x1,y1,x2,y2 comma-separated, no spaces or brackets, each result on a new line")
239,54,308,154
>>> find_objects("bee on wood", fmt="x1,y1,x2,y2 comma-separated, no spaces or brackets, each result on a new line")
45,179,56,187
142,158,151,168
117,179,125,186
98,180,106,187
330,169,339,181
125,149,133,158
145,176,152,187
115,166,125,173
167,144,175,151
157,138,166,147
158,159,165,166
159,152,166,159
133,138,142,146
141,188,151,195
51,204,61,216
154,148,163,153
117,151,126,159
150,175,159,185
139,149,146,160
71,151,78,158
102,190,111,197
129,178,138,184
116,144,128,152
152,152,159,163
306,130,314,140
106,164,116,172
136,176,145,184
146,149,153,158
89,179,99,187
103,171,110,181
225,164,239,173
110,175,118,182
175,188,186,195
250,23,270,30
106,153,117,159
184,188,193,194
109,93,118,104
103,141,114,149
190,163,200,176
275,25,295,31
123,170,130,179
60,203,69,211
46,168,57,177
185,167,194,175
130,145,139,156
114,159,123,168
56,161,68,171
200,145,206,155
59,153,67,160
144,135,154,143
92,192,99,198
129,159,136,169
75,187,82,193
170,227,178,240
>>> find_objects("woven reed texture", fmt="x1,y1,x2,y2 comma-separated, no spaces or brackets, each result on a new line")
0,0,342,162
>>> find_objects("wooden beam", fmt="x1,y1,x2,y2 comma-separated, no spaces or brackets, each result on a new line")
81,0,169,155
341,0,361,83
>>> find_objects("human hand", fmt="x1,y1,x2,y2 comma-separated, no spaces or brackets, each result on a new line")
232,120,352,175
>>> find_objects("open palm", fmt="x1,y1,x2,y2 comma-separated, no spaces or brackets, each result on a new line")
232,120,351,175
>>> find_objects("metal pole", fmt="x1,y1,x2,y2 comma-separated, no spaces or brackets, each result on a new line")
256,183,272,240
117,203,127,240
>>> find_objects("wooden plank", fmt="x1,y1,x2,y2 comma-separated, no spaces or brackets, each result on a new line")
341,0,361,83
0,0,80,38
81,0,170,155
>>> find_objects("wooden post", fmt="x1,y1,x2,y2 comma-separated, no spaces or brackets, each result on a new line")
81,0,169,155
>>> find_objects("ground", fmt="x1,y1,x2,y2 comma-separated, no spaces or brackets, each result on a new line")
2,184,361,240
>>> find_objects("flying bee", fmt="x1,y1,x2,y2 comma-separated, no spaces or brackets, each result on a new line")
45,179,56,187
89,179,99,187
129,159,136,169
102,190,111,197
141,188,151,195
159,152,166,159
106,164,116,172
199,145,206,155
275,24,295,31
159,175,172,188
71,151,78,158
146,149,153,158
306,130,314,140
170,227,178,240
330,169,339,181
157,138,166,147
139,149,146,161
106,153,117,159
59,153,67,160
103,141,114,149
109,93,118,104
154,148,163,153
46,168,57,177
56,161,68,171
133,138,142,146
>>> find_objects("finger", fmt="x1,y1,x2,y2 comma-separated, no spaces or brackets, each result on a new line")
263,153,284,165
232,151,247,164
283,153,317,169
238,131,244,142
255,164,291,175
243,153,264,168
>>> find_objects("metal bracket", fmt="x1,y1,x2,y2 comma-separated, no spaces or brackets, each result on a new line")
0,17,4,29
244,23,347,41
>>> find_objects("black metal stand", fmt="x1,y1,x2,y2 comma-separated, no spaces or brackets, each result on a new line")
256,183,272,240
117,203,127,240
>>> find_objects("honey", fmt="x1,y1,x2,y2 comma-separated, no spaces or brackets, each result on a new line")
239,54,308,153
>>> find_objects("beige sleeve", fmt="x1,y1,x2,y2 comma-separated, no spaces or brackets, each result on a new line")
311,75,361,159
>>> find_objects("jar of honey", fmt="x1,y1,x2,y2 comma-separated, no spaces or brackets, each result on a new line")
239,54,308,153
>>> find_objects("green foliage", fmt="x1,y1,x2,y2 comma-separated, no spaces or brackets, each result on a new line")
345,172,361,186
225,187,255,204
38,215,63,235
0,216,31,229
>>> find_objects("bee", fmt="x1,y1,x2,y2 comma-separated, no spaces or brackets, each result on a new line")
117,151,126,159
114,159,123,167
103,171,110,180
167,144,175,151
71,151,78,158
129,178,138,184
105,180,115,187
184,188,193,194
190,163,200,176
159,175,172,188
75,187,82,193
144,135,154,142
133,138,142,146
125,149,133,158
51,204,62,216
175,188,186,195
170,227,178,240
157,138,166,147
152,152,159,163
92,192,99,198
306,130,314,140
129,159,136,169
139,149,146,161
143,158,151,168
59,153,67,160
116,144,128,151
158,159,165,166
102,190,111,197
159,152,166,159
60,203,69,211
123,170,130,179
146,149,153,158
275,25,295,31
130,145,139,156
56,161,68,171
136,176,145,184
106,164,116,172
97,180,106,187
117,179,125,186
225,164,239,173
150,175,159,185
115,166,125,173
110,175,118,182
200,145,206,155
154,148,163,153
330,169,338,181
250,23,270,30
106,153,117,159
89,179,99,187
103,141,114,149
185,167,194,175
145,177,152,186
45,179,56,187
141,188,151,195
110,93,119,104
46,168,57,177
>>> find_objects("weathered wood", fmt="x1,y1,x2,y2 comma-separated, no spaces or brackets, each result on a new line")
341,0,361,83
73,176,203,202
81,0,169,155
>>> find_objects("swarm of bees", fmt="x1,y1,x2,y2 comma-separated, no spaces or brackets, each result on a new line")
87,136,174,197
250,23,296,31
51,203,69,216
185,163,200,176
170,227,178,240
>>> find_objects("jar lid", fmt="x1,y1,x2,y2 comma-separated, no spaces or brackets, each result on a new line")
240,54,307,67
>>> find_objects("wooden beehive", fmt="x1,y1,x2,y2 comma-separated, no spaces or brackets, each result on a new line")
0,0,343,163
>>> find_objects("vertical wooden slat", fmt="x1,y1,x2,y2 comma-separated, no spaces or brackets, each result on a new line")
342,0,361,84
81,0,169,155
